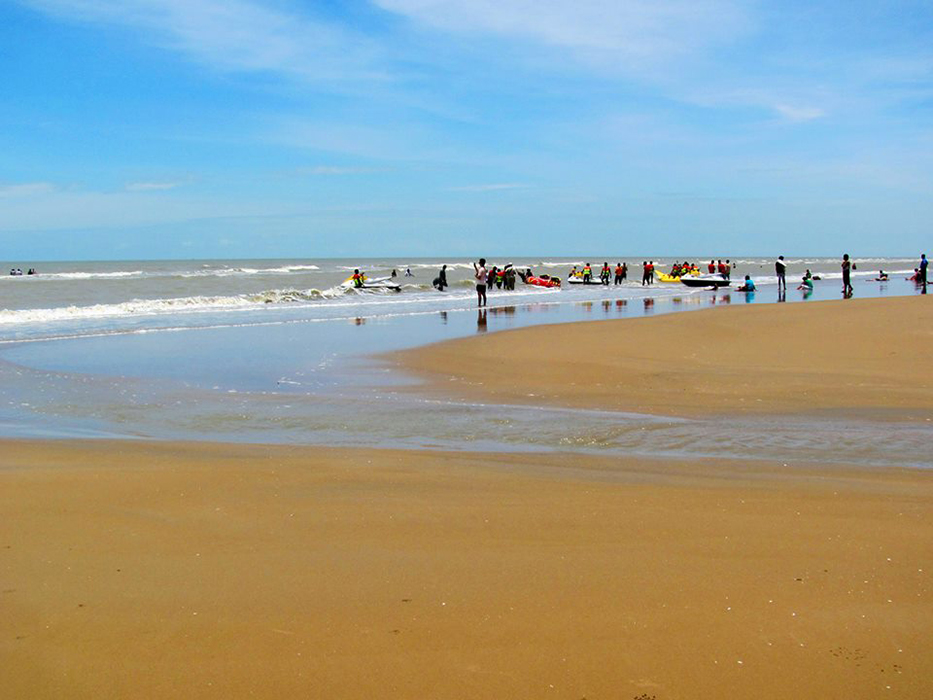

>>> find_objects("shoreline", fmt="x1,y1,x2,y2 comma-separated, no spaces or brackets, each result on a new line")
394,296,933,419
2,439,931,698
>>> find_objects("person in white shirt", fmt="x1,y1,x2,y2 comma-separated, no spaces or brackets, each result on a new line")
473,258,488,307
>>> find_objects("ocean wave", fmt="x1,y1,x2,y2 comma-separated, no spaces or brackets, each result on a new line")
0,287,341,325
190,264,321,277
1,270,148,281
2,264,323,282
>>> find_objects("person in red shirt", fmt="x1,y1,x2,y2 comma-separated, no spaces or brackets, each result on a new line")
600,262,611,285
708,260,716,273
647,261,655,285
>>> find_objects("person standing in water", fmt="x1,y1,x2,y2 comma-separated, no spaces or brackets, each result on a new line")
473,258,488,307
920,253,928,290
775,255,787,291
841,253,854,295
434,264,448,291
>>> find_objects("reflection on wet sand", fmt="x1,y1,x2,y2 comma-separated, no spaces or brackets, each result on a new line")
487,305,516,317
476,308,487,333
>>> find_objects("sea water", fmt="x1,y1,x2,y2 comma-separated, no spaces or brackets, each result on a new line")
0,256,928,468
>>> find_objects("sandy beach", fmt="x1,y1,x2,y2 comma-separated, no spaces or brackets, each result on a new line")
1,439,930,699
397,296,933,418
2,297,931,699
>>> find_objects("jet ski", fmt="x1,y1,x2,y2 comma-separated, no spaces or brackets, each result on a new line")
567,275,601,285
342,274,402,292
680,274,731,288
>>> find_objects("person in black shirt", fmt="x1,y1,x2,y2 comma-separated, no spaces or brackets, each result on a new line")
841,254,854,295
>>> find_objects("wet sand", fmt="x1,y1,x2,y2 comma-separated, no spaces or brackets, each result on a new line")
1,439,930,699
397,296,933,418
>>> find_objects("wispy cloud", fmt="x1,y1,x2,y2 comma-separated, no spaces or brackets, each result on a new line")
448,183,528,192
375,0,750,67
21,0,384,83
0,182,56,197
125,181,183,191
298,166,385,176
773,104,827,123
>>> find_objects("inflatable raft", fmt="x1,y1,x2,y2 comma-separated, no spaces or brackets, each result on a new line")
656,270,701,283
525,274,560,288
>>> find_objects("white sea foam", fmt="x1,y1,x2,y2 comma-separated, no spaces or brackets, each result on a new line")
0,288,344,325
1,270,148,281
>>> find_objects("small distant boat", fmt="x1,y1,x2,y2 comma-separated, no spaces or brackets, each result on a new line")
680,274,731,288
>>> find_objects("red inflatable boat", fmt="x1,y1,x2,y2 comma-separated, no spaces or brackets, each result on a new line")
525,274,560,288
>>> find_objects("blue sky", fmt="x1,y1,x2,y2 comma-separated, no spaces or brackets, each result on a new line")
1,0,931,260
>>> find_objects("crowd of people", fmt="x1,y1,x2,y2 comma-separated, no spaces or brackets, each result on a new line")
362,254,930,307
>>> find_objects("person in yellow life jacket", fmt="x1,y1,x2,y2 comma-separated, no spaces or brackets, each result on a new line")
582,263,592,284
351,269,364,288
600,262,611,285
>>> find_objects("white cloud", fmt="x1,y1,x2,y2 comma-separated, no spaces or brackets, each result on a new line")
125,181,183,191
0,182,56,197
0,187,272,232
300,166,384,175
21,0,383,82
375,0,750,65
774,104,827,123
448,183,527,192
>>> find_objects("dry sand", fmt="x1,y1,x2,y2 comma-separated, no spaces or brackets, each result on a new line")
396,296,933,417
1,439,930,699
3,297,932,698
